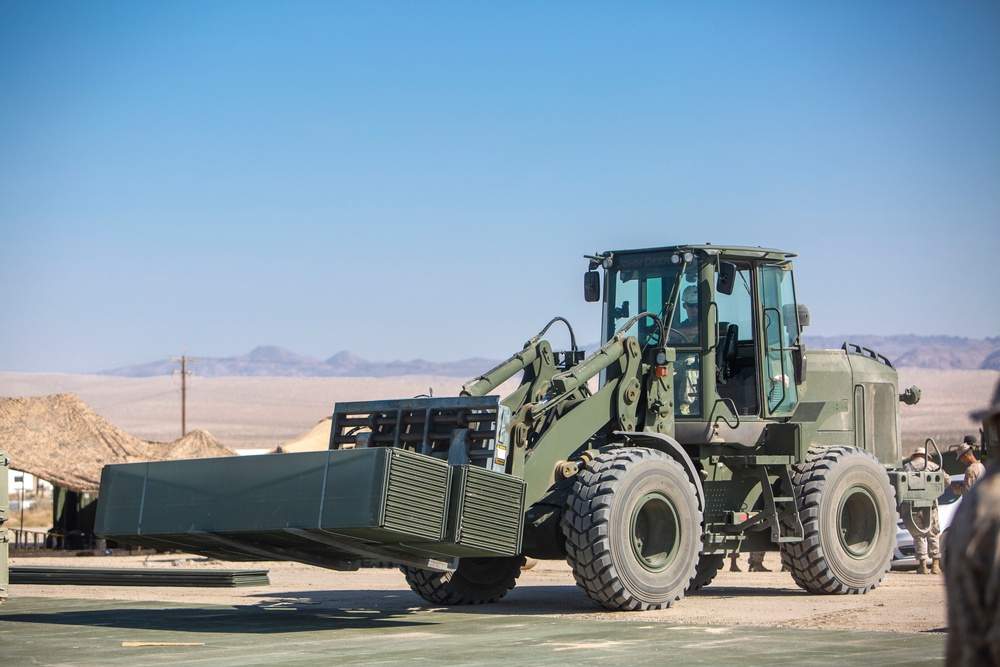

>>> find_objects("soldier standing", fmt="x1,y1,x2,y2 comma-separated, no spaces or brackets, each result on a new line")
728,551,741,572
748,551,770,573
903,447,950,574
729,551,771,572
951,435,987,496
945,384,1000,666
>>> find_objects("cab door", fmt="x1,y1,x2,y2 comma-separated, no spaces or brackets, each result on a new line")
759,263,801,417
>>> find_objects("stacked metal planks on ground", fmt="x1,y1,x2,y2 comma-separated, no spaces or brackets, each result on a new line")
9,566,269,587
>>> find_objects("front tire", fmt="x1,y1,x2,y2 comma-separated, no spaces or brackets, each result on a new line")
780,447,896,594
401,556,526,605
562,447,701,610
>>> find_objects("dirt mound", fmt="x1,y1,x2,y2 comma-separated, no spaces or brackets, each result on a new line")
0,393,236,494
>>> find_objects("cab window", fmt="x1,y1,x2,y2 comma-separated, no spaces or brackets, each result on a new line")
715,263,758,415
760,264,800,415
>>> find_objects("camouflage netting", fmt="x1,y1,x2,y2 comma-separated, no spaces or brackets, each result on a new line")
0,393,236,495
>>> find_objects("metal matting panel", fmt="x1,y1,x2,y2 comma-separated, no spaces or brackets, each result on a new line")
381,449,450,541
96,448,452,561
454,466,524,555
9,566,270,588
406,465,524,558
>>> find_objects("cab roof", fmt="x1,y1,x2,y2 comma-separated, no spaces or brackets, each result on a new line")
603,244,796,263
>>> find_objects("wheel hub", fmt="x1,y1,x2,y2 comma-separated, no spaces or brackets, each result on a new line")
837,486,880,559
630,491,680,572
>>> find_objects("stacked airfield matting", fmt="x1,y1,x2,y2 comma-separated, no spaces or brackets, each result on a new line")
9,566,270,587
96,447,525,565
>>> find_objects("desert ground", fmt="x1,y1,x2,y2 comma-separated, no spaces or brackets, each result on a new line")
1,368,996,454
7,551,946,634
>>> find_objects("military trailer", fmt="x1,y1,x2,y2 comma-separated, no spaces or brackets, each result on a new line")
96,244,945,610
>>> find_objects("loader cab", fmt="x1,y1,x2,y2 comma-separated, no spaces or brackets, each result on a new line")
595,245,804,423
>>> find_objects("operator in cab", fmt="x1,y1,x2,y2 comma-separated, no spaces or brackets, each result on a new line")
672,286,700,343
670,285,700,415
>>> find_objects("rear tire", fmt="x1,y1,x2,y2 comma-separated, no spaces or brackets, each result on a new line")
687,553,725,593
562,447,701,610
780,447,896,594
401,556,525,605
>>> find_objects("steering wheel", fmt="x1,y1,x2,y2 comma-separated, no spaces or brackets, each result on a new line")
667,328,691,344
643,326,692,346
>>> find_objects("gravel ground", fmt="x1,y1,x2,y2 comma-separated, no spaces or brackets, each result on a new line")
7,551,947,634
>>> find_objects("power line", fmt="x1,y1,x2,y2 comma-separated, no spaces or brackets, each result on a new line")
171,354,200,436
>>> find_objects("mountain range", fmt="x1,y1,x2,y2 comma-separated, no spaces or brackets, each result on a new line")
99,346,501,379
98,335,1000,378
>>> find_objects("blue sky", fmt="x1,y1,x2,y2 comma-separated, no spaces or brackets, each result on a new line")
1,1,998,373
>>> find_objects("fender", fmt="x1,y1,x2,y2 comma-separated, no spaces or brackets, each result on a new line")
613,430,705,512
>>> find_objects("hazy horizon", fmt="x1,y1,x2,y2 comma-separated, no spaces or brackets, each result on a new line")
4,368,994,452
3,331,1000,376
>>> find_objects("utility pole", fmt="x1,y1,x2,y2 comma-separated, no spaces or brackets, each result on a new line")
171,353,200,437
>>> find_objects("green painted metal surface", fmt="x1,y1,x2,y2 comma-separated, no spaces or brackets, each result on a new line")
9,567,270,587
96,448,452,563
96,446,525,565
443,464,525,557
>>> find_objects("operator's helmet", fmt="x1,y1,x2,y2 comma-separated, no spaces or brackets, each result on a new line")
682,286,698,306
910,447,926,459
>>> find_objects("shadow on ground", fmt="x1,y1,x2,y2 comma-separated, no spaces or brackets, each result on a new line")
1,600,428,634
0,581,816,634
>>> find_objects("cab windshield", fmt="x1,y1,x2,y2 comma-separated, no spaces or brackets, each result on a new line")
605,253,702,417
605,253,700,346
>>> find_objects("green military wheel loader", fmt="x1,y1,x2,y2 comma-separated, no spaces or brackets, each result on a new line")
96,244,945,611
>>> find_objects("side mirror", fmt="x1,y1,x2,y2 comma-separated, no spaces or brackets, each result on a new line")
793,345,807,384
717,261,736,296
584,271,601,302
797,304,810,329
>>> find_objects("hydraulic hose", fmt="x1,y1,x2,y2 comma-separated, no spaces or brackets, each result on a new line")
525,316,579,353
